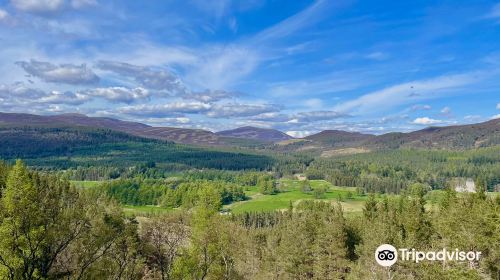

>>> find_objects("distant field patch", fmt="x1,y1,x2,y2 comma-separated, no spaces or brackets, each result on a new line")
320,147,371,157
227,179,366,214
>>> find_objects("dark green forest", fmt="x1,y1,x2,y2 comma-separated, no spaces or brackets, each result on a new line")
0,126,275,172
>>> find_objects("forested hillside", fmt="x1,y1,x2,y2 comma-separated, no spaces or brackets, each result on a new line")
306,147,500,193
279,118,500,151
0,126,274,173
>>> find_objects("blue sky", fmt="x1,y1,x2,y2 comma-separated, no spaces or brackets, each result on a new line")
0,0,499,136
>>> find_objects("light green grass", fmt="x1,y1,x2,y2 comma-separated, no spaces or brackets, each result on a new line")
228,179,366,214
486,192,500,198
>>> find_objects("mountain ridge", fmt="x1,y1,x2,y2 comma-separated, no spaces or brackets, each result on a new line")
216,126,293,142
0,112,499,150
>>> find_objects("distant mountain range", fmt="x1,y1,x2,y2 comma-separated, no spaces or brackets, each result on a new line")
1,112,499,151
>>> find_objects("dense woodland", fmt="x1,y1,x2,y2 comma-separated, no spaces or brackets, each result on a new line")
0,160,498,279
0,126,275,173
307,147,500,193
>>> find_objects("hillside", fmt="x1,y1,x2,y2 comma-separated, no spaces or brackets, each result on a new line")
0,126,274,171
1,112,499,151
304,130,374,148
0,112,230,146
284,119,500,152
216,126,293,142
365,119,500,149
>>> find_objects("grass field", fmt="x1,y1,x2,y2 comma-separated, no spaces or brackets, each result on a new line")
227,179,367,214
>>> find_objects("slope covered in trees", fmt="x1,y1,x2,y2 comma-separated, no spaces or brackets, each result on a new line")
0,126,275,172
306,147,500,193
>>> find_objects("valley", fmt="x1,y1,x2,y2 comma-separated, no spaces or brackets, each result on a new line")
0,112,499,279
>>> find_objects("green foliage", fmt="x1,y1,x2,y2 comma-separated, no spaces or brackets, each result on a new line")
97,179,172,206
313,185,326,199
0,160,144,279
308,147,500,193
0,126,275,174
258,175,278,195
300,179,312,193
160,180,246,209
0,160,498,279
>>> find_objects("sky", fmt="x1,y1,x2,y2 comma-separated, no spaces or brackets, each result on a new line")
0,0,499,136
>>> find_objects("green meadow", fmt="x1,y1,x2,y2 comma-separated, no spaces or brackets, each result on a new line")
227,179,368,214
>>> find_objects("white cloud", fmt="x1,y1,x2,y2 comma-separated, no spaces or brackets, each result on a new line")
249,112,291,122
118,102,211,117
365,52,388,61
412,117,444,125
11,0,65,13
16,60,99,85
440,106,451,114
334,72,484,114
206,103,280,118
268,74,359,98
464,115,481,120
38,90,90,105
186,46,259,89
254,0,329,42
491,114,500,119
0,82,47,99
0,82,91,107
497,103,500,109
137,117,191,126
228,17,238,33
10,0,95,13
294,110,347,122
286,130,314,138
183,89,237,102
85,87,149,103
0,9,8,20
97,60,185,92
70,0,96,9
304,98,323,108
410,104,432,111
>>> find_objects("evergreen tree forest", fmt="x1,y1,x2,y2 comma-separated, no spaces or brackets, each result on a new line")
0,160,498,279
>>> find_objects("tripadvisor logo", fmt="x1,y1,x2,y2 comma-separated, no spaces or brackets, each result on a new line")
375,244,481,267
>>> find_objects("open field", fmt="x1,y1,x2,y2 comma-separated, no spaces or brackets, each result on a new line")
226,179,367,214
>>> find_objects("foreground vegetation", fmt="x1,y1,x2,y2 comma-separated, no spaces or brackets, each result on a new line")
0,160,498,279
1,129,499,279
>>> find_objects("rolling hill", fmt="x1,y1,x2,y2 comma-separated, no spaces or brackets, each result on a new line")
0,125,274,171
1,112,499,151
304,130,374,148
0,112,229,146
364,119,500,149
277,119,500,153
216,126,293,142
